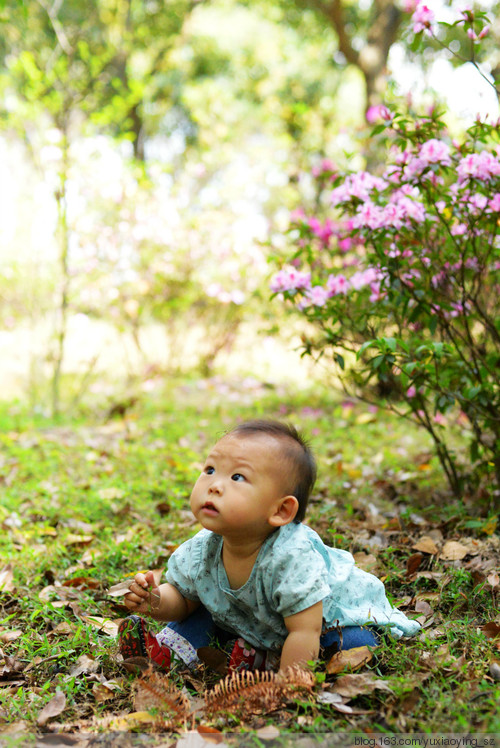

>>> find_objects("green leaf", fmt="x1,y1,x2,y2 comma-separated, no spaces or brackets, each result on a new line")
357,340,376,359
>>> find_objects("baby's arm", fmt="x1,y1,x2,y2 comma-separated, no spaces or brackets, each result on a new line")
281,600,323,672
124,570,199,622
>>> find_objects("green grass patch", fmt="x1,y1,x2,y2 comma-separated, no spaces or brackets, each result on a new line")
0,379,498,736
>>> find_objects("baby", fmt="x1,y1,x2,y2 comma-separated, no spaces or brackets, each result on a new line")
120,419,420,673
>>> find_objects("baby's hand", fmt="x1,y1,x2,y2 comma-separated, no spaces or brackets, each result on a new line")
124,571,161,614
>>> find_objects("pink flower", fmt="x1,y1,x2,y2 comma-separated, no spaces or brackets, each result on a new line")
381,203,404,228
312,158,337,178
419,139,452,166
309,217,335,244
290,208,306,223
412,4,435,33
406,385,417,398
403,155,426,181
354,201,386,229
396,196,427,223
331,172,387,205
488,193,500,211
366,105,393,124
469,193,488,212
307,286,329,307
326,274,349,296
369,282,384,302
450,223,467,236
350,267,380,290
457,151,500,182
270,268,311,293
465,257,479,270
338,237,353,252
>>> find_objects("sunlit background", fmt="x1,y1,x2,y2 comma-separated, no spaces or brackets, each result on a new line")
0,0,498,410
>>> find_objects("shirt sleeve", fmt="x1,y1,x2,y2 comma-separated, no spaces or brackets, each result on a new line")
165,532,205,602
269,541,331,619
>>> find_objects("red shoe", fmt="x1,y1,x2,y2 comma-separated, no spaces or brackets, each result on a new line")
227,638,268,673
118,615,171,671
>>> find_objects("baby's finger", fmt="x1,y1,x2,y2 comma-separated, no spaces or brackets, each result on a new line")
128,581,149,598
124,588,146,605
134,572,149,589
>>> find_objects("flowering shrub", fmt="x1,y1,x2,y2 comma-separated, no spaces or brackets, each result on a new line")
271,112,500,497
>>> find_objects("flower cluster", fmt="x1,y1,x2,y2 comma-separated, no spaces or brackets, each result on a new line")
271,2,500,495
271,110,500,494
411,3,435,34
273,126,500,309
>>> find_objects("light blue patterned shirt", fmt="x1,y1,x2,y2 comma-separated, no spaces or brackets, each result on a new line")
166,523,420,652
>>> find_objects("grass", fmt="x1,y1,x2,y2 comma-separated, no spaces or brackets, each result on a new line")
0,377,498,739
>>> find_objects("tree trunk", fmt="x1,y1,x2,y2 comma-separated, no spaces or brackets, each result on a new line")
314,0,403,110
51,124,71,417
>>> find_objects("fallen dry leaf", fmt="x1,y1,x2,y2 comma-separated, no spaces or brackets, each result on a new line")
82,616,119,637
406,553,423,577
412,536,439,555
196,725,225,744
98,487,125,500
110,710,156,730
177,731,218,748
62,577,101,590
38,584,80,602
0,651,25,677
317,690,344,705
92,680,122,702
352,552,379,573
255,725,281,739
50,622,75,636
80,548,103,565
326,646,373,674
414,600,433,617
399,686,420,714
67,653,99,679
197,646,228,675
332,672,393,698
36,690,67,726
487,571,499,588
107,580,133,597
120,656,150,675
64,534,94,546
481,622,500,639
0,629,23,644
440,541,469,561
0,720,31,735
0,564,14,593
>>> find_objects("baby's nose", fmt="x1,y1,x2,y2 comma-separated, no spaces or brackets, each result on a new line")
208,479,223,494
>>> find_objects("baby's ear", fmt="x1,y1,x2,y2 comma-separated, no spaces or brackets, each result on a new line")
268,496,299,527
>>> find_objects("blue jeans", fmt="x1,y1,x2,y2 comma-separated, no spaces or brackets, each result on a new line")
165,604,380,656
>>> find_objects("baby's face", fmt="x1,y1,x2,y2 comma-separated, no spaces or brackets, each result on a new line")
190,433,293,542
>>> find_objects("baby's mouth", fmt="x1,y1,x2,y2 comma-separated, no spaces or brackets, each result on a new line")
201,501,219,515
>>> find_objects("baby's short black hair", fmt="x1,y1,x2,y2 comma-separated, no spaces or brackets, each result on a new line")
229,419,317,522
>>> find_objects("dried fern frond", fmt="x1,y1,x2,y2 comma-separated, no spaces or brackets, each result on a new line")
134,668,191,728
205,666,315,717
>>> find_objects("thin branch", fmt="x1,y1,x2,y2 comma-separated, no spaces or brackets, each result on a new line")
35,0,73,55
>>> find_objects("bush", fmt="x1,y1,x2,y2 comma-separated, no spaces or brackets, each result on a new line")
271,112,500,499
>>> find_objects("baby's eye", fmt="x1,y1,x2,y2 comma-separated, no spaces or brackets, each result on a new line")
231,473,245,482
204,466,215,475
